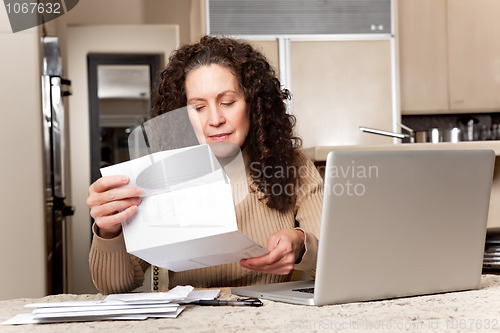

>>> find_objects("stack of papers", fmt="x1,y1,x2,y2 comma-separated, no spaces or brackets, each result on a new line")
2,286,220,325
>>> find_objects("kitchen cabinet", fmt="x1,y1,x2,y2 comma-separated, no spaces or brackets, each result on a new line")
398,0,448,113
237,38,397,148
447,0,500,112
399,0,500,114
290,40,395,148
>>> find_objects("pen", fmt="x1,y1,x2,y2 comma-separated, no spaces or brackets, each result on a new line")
193,298,263,307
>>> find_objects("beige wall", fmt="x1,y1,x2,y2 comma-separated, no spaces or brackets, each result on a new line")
190,0,207,42
143,0,191,45
66,25,179,294
65,0,144,25
40,0,199,295
62,0,203,45
0,13,46,299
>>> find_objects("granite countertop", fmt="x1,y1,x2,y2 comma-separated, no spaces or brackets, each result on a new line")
1,275,500,332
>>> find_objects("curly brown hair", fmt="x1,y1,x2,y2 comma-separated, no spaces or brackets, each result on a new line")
151,35,302,211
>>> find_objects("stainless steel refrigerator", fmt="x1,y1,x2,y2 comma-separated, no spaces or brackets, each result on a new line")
41,36,74,295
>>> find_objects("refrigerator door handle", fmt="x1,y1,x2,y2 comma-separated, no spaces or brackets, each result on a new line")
53,197,75,216
61,78,72,96
63,204,75,217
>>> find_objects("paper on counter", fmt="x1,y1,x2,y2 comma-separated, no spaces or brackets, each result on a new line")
2,307,186,325
32,303,179,315
2,286,207,325
181,289,220,303
104,285,194,303
33,306,180,319
100,144,269,271
25,285,194,310
1,313,148,325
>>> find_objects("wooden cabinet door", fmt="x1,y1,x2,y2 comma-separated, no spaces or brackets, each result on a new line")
448,0,500,111
290,40,394,147
398,0,449,114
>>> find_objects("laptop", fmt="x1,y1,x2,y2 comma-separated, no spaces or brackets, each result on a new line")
232,150,495,306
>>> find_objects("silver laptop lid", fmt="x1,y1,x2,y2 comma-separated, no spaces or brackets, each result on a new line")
314,149,494,305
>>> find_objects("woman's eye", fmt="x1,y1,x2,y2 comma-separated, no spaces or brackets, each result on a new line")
221,101,235,107
195,105,206,111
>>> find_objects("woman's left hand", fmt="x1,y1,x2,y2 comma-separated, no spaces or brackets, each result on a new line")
240,229,305,275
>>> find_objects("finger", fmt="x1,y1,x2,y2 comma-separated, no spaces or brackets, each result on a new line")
246,242,291,267
89,175,130,194
240,239,296,273
240,258,294,275
95,205,138,231
90,197,141,220
240,257,293,274
266,234,281,251
244,234,282,267
87,186,142,208
244,248,283,267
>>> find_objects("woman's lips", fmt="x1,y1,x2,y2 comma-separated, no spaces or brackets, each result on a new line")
209,133,231,142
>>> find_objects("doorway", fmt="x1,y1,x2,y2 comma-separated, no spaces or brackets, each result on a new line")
87,54,162,184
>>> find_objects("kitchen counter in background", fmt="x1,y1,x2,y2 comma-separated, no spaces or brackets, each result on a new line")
305,142,500,228
305,141,500,162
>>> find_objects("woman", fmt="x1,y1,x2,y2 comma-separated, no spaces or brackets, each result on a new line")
87,36,323,293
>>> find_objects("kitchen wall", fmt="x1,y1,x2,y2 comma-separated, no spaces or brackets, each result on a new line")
0,11,46,299
0,0,202,298
66,24,179,294
38,0,205,296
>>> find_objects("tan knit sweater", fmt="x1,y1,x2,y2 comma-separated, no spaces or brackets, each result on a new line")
89,150,323,293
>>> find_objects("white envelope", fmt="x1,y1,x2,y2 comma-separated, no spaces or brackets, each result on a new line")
100,144,269,271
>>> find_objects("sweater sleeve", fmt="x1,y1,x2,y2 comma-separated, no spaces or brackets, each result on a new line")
292,151,323,277
89,223,151,294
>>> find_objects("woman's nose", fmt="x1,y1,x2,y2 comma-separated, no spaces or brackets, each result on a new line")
207,106,226,127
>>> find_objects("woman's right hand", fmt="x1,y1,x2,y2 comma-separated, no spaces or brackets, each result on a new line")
87,175,142,239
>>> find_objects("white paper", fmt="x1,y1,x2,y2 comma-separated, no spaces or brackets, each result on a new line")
26,300,173,308
100,144,269,271
104,285,194,303
32,303,179,314
33,305,180,319
140,181,233,227
1,286,205,326
1,313,148,325
181,289,220,303
2,307,186,325
147,305,186,318
26,300,115,308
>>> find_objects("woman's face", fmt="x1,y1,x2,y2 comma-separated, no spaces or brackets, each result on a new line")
185,64,250,152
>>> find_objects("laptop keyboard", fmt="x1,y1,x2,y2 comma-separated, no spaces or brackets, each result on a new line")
293,288,315,294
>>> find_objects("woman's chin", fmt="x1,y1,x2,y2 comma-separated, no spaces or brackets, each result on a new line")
209,142,241,158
